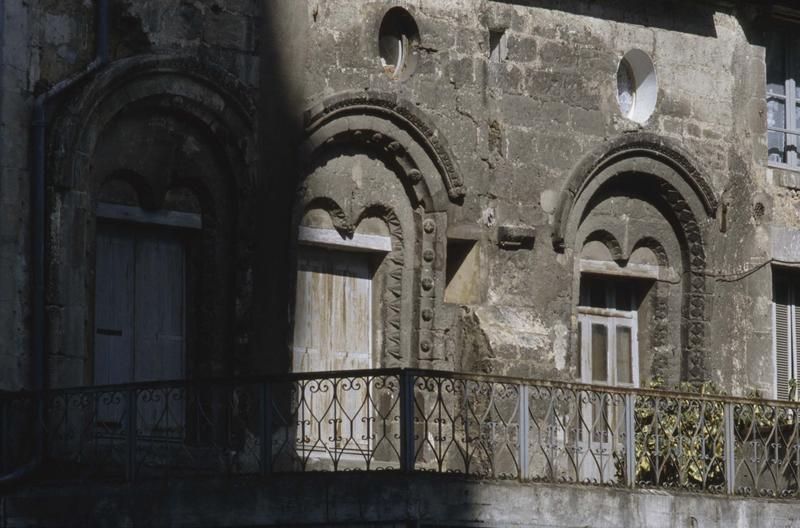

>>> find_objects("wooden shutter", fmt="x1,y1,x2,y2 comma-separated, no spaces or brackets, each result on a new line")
794,284,800,399
293,247,372,372
293,248,328,372
133,231,186,434
133,231,185,384
292,246,374,452
775,280,792,400
95,225,187,435
94,226,135,385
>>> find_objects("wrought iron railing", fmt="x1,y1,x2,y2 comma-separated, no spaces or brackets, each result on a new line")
1,369,799,497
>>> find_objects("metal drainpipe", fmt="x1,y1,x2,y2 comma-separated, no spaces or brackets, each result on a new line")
0,0,108,486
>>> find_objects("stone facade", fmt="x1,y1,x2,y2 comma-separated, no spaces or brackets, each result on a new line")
285,0,791,397
3,0,789,392
3,0,800,525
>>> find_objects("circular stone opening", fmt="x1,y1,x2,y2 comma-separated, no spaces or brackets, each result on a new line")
616,49,657,124
379,7,419,81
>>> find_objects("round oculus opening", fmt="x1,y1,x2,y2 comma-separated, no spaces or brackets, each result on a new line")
379,7,419,81
616,49,657,124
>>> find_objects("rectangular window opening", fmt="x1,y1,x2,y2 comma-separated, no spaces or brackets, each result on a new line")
577,274,645,389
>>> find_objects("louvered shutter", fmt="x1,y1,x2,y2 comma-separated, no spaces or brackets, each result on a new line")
775,280,792,400
794,283,800,400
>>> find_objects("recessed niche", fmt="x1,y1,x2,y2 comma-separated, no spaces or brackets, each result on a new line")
445,239,481,304
489,29,508,63
616,49,657,124
379,7,419,81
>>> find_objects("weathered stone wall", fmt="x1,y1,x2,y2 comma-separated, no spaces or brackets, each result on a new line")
36,0,260,85
298,0,776,395
0,0,793,394
4,0,800,526
0,0,264,390
0,0,34,390
5,473,800,527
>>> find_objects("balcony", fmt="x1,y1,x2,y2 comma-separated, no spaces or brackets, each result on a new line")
2,369,799,497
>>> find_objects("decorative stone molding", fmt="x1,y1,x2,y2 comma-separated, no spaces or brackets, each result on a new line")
45,55,257,377
48,55,257,194
583,230,625,261
553,132,717,252
417,212,441,361
296,93,462,366
558,134,714,381
303,91,464,206
357,205,405,363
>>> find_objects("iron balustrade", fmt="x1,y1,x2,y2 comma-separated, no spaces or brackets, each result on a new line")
1,368,800,497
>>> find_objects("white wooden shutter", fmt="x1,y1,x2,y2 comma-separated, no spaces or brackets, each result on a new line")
94,226,135,385
133,231,186,434
292,246,373,452
133,232,185,383
293,247,372,372
794,284,800,399
293,250,330,371
775,281,792,400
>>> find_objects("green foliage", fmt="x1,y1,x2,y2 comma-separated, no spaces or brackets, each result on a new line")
629,378,725,488
615,378,799,490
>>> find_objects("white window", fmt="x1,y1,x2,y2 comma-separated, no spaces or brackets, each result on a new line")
577,277,640,389
773,273,800,400
575,276,639,482
378,7,419,80
577,315,639,389
767,30,800,169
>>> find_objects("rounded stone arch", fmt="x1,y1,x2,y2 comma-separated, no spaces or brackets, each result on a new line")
632,236,671,268
558,134,718,381
49,54,256,197
291,92,463,367
553,132,717,252
301,90,464,213
299,196,351,236
46,55,258,383
582,229,625,262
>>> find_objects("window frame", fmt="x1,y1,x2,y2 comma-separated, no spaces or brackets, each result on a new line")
767,31,800,171
574,296,639,483
577,275,641,389
577,312,640,389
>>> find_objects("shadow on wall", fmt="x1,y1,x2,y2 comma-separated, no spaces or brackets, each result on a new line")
256,1,309,375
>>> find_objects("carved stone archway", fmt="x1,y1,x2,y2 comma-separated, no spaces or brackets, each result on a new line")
46,55,257,384
557,133,718,381
302,90,464,211
292,91,463,366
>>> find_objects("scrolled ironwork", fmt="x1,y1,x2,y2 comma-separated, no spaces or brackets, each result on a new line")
2,367,800,497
